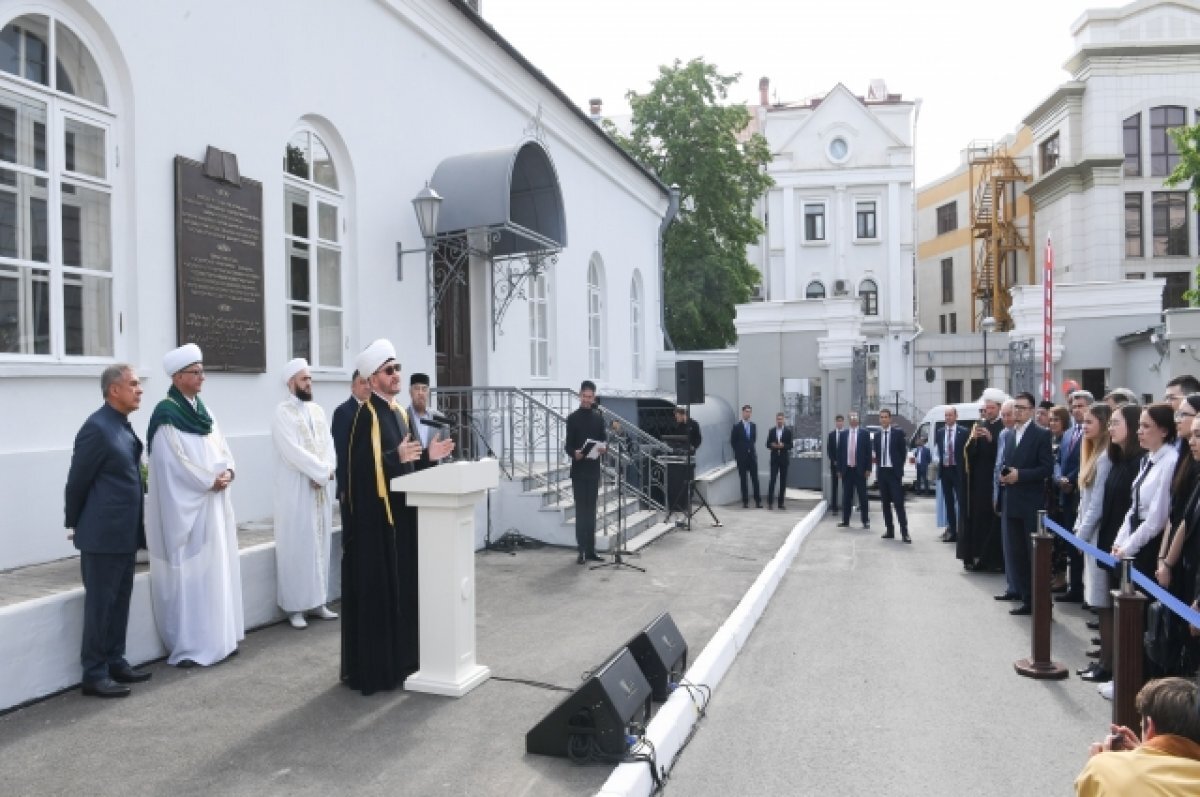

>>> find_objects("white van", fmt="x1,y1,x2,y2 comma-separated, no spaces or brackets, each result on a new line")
906,402,984,488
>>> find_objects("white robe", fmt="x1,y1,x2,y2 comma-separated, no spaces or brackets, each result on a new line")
145,421,244,666
270,397,336,612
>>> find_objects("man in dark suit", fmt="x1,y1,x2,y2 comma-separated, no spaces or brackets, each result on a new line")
998,392,1055,615
873,408,909,542
64,364,153,698
827,415,845,511
836,412,871,528
566,380,608,563
1055,389,1093,602
766,412,793,509
934,406,970,543
730,404,762,508
331,370,371,533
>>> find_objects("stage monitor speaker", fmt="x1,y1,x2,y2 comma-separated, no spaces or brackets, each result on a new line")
626,612,688,702
526,647,652,759
665,459,693,511
675,360,705,405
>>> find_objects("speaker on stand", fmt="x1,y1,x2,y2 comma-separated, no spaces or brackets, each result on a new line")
674,360,705,405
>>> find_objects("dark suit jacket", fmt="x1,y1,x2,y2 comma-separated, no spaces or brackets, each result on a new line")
730,420,757,462
827,430,840,468
331,395,359,496
1000,423,1055,515
1059,424,1082,484
766,426,793,464
933,424,970,471
872,426,907,475
837,427,872,475
64,403,144,554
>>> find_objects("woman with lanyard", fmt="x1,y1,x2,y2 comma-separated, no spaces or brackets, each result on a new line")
1091,404,1145,697
1074,403,1112,683
1155,393,1200,676
1113,403,1180,579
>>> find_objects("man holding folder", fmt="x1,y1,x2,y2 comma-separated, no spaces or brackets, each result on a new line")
565,380,607,564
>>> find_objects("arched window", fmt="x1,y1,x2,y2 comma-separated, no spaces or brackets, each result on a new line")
805,280,826,299
0,13,115,358
528,272,549,378
587,254,605,379
859,279,879,316
630,271,644,381
283,127,344,367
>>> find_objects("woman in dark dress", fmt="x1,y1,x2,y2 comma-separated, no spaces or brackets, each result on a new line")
1156,393,1200,676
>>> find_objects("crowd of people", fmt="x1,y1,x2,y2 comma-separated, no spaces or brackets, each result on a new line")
63,339,452,698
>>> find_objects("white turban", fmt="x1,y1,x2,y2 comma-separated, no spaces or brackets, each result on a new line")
355,338,396,378
979,387,1010,404
163,343,202,376
283,357,308,385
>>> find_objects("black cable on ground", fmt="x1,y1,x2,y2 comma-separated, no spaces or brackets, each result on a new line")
489,675,572,692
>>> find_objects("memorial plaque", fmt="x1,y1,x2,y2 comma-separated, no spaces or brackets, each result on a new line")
174,154,265,372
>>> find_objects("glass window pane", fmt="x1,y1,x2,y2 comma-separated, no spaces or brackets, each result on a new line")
311,133,337,190
284,185,309,239
62,272,111,355
0,168,49,262
0,16,49,86
63,117,104,178
284,131,309,180
0,264,49,353
288,242,309,302
318,309,341,367
316,246,340,306
0,87,46,170
54,22,106,105
60,183,109,270
289,306,310,361
317,201,337,242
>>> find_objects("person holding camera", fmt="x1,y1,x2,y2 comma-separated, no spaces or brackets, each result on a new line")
1074,677,1200,795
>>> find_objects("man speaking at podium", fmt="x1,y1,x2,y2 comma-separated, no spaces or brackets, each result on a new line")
341,339,453,695
566,380,607,565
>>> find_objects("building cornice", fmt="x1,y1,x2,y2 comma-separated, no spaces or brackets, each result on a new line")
1064,41,1200,76
1022,82,1086,127
1024,156,1124,204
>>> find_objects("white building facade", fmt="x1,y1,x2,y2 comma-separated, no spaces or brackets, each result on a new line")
749,82,918,414
0,0,672,571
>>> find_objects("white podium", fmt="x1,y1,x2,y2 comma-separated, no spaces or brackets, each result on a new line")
391,458,498,697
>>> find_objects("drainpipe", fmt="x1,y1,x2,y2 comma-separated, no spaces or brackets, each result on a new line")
659,183,681,350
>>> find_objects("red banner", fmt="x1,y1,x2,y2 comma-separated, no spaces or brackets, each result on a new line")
1043,235,1053,400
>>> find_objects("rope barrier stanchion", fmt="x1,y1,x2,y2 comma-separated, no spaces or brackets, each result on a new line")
1015,510,1068,680
1111,558,1146,732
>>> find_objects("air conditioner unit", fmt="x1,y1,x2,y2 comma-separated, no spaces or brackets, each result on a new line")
750,284,764,301
833,280,848,295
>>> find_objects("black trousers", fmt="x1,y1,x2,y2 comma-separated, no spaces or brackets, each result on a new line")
877,467,907,533
768,458,789,506
940,466,964,536
737,455,761,505
829,464,841,508
80,552,135,684
841,469,869,525
1005,507,1038,603
572,476,600,555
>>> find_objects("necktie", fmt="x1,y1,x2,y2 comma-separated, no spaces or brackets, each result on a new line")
849,430,857,467
745,421,750,440
883,429,889,467
947,428,955,466
1072,426,1082,455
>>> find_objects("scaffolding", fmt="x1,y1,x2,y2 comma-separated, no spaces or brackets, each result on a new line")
967,140,1033,331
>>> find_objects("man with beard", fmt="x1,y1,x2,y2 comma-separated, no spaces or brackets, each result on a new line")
962,388,1007,571
341,339,453,694
407,372,442,472
271,358,338,629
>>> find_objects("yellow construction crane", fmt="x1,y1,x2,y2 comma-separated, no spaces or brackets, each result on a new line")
968,140,1033,331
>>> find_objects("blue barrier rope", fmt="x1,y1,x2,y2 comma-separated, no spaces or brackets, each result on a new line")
1043,516,1200,630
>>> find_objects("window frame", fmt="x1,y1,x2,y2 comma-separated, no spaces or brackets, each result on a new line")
1151,191,1189,257
940,257,953,304
936,201,957,236
858,278,879,316
853,198,878,242
528,271,549,379
804,280,825,299
1123,113,1141,177
586,255,605,380
802,200,827,244
629,271,643,382
1150,105,1186,177
1040,132,1060,174
1125,192,1143,258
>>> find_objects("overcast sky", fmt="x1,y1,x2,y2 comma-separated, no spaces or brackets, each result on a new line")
484,0,1100,186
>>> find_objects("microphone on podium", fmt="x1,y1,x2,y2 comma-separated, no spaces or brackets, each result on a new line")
420,414,452,429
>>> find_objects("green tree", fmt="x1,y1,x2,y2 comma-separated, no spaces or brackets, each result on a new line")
1166,123,1200,304
609,58,773,350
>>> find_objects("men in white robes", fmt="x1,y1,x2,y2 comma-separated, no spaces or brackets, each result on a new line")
145,344,244,667
271,358,338,629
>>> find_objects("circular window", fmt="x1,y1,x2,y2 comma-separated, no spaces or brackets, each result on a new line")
827,136,849,163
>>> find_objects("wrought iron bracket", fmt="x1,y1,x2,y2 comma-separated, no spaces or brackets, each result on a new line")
490,250,559,350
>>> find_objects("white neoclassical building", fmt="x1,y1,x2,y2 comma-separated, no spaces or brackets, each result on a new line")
747,79,918,416
0,0,674,571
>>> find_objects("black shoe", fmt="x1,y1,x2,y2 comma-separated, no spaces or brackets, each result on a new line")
109,665,151,684
81,678,130,698
1056,591,1084,603
836,522,849,528
743,502,749,508
756,502,763,508
994,592,1020,601
881,531,895,539
576,553,585,565
1086,619,1100,630
777,503,785,510
1080,667,1112,683
1009,604,1032,616
174,659,199,669
943,534,957,543
585,553,604,562
1076,662,1097,677
863,523,871,530
902,534,911,544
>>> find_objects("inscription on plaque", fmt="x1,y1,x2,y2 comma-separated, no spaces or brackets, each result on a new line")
174,155,265,372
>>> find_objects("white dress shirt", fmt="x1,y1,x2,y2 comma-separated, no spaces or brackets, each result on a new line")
1114,443,1179,556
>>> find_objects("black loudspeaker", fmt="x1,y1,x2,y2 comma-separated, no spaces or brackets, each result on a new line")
526,647,652,759
626,612,688,702
666,459,693,511
675,360,705,405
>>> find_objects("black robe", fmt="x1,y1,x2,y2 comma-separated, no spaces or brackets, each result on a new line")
341,392,416,695
961,417,1003,567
